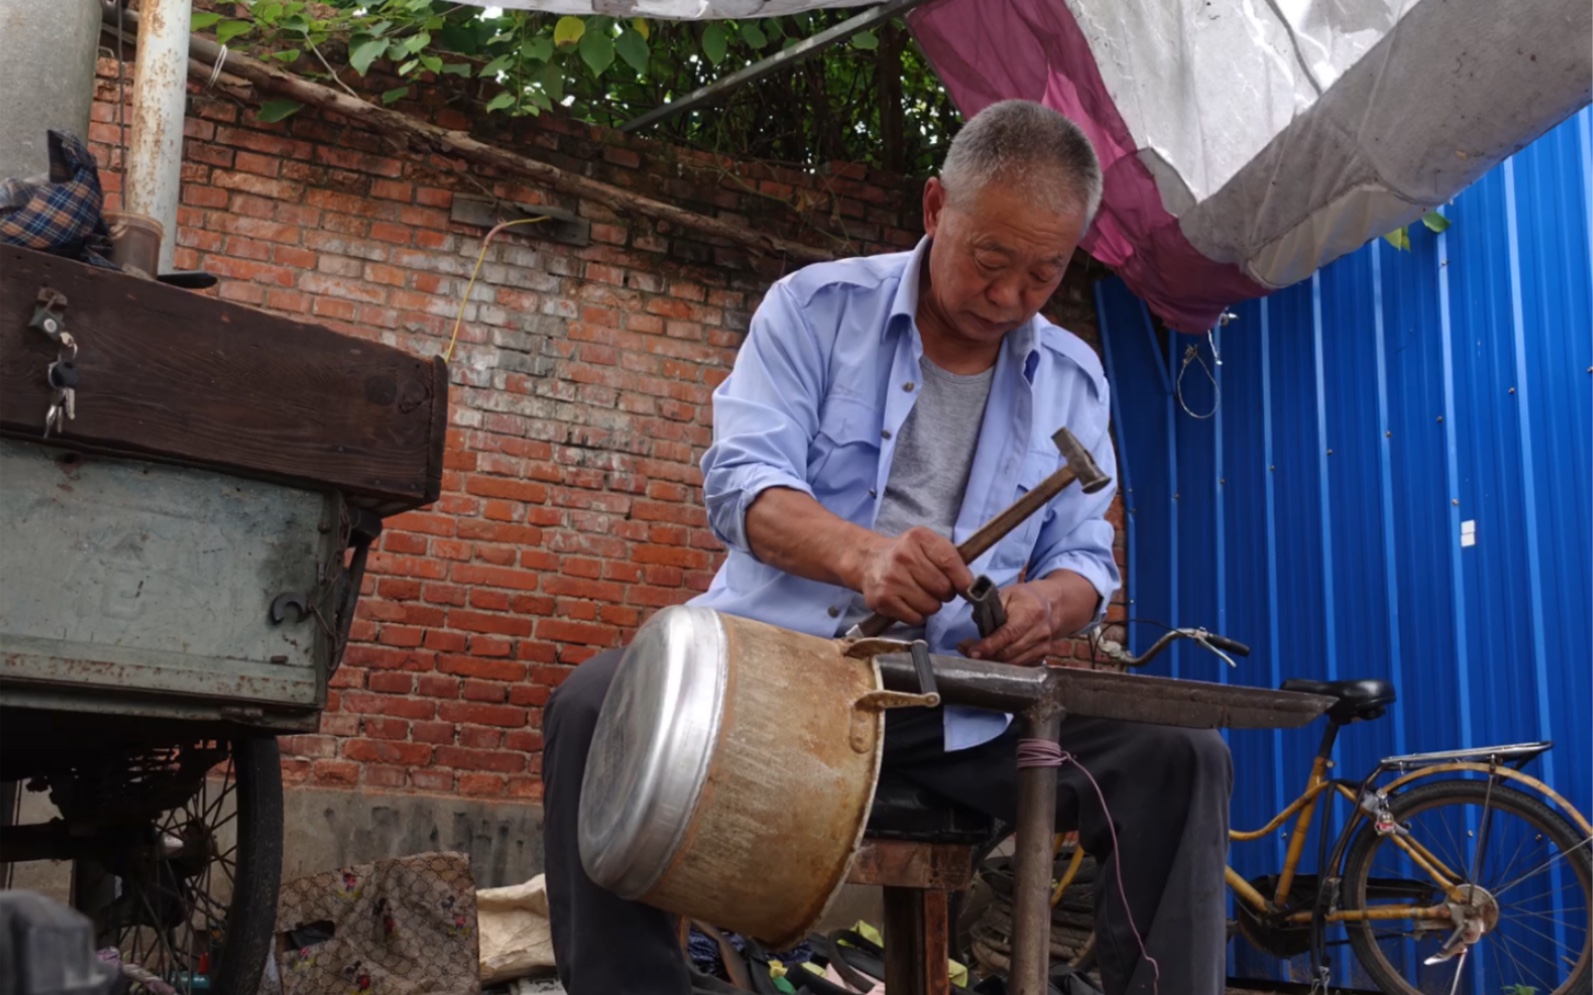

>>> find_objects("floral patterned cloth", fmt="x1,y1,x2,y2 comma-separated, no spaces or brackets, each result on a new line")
274,851,479,995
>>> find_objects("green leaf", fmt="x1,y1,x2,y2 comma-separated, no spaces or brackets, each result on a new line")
256,99,304,123
631,17,650,40
441,62,474,77
398,58,419,75
438,19,490,52
740,21,767,49
256,2,283,23
381,86,409,105
485,91,517,112
530,90,553,111
272,48,302,63
539,60,564,102
419,53,443,73
522,35,553,62
579,29,615,77
702,21,727,65
279,14,309,34
553,16,585,47
216,20,253,45
480,53,514,77
387,40,410,59
404,31,432,54
349,35,388,75
1382,227,1411,252
850,29,879,50
191,11,223,30
616,30,649,74
367,19,392,37
1421,210,1452,234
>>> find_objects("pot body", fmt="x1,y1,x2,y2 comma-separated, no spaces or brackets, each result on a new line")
579,605,883,949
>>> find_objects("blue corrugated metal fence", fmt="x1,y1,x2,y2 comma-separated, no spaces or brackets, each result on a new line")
1098,108,1592,985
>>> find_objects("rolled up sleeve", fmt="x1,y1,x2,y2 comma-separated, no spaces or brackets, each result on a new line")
1027,387,1122,629
700,281,825,557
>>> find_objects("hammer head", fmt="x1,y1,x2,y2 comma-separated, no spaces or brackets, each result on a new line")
1051,426,1110,494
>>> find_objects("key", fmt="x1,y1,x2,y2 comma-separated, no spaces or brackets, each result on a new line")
43,360,79,438
48,360,80,392
47,361,79,425
42,393,64,438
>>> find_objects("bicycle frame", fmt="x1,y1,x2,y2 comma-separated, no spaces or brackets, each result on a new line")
1218,726,1590,927
1058,629,1593,946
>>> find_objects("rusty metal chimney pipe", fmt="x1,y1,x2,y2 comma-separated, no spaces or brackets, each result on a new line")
122,0,191,275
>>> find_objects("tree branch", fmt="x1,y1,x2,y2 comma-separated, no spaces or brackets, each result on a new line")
99,4,836,267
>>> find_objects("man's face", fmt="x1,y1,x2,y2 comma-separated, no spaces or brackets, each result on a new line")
920,176,1088,348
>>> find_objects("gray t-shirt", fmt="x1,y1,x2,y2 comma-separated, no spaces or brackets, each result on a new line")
837,355,994,638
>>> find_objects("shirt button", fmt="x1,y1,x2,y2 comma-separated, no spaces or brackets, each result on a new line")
903,381,915,392
827,606,840,618
881,428,892,440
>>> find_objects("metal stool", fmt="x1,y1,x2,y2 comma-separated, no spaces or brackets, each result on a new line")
846,772,994,995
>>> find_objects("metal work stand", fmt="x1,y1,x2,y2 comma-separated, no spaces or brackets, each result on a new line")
862,646,1333,995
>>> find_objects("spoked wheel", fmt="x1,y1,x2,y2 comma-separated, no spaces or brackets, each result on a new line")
1342,780,1591,995
73,736,283,995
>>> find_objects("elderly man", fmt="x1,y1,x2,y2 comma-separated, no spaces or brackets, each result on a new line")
541,100,1232,995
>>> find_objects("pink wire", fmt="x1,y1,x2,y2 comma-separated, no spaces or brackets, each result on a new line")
1016,738,1161,995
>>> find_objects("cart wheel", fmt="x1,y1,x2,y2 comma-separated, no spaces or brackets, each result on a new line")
74,736,283,995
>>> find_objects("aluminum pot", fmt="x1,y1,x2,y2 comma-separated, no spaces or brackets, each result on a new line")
578,605,928,949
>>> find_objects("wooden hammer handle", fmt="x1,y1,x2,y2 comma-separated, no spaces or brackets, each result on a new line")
849,463,1081,638
956,463,1078,563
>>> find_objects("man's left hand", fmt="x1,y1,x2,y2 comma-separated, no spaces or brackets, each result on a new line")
958,583,1056,666
957,571,1102,666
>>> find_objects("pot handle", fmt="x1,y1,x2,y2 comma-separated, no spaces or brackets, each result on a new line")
847,640,940,752
848,688,939,754
854,689,940,711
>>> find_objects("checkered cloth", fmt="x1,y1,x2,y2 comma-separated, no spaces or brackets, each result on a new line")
0,129,117,267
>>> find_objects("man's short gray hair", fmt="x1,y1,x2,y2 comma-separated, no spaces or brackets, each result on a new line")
940,100,1103,223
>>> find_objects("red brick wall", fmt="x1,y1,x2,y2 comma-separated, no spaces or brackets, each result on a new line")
85,61,1123,802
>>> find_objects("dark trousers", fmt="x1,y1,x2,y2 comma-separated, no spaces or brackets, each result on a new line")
542,648,1233,995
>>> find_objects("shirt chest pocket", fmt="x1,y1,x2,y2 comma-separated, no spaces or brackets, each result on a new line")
986,447,1063,576
807,392,881,525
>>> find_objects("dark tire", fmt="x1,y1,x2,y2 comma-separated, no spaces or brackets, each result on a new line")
75,736,282,995
1341,780,1591,995
219,735,283,995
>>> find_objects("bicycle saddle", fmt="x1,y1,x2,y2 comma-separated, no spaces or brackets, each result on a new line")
1280,677,1396,724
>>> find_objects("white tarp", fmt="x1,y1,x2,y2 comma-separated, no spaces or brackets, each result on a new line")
908,0,1593,329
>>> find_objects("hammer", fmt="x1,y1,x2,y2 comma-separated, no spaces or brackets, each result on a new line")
847,425,1111,639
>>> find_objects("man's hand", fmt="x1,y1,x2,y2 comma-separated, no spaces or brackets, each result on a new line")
854,526,974,626
959,570,1102,666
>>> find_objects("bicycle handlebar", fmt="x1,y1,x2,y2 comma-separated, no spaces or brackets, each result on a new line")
1090,626,1250,669
1202,633,1251,657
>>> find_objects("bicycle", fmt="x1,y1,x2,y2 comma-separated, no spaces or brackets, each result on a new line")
966,626,1592,994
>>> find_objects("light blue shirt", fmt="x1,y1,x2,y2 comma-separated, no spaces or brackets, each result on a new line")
688,238,1121,752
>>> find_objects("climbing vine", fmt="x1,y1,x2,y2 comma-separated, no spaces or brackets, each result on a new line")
198,0,958,175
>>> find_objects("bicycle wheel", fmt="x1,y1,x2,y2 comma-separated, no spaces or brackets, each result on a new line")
1341,779,1590,994
74,736,283,995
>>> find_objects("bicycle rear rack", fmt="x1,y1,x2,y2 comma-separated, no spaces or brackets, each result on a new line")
1379,741,1553,771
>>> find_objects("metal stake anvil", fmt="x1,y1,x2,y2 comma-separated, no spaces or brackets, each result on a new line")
847,642,1335,994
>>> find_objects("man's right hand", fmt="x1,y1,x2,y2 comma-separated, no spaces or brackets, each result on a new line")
854,526,974,626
